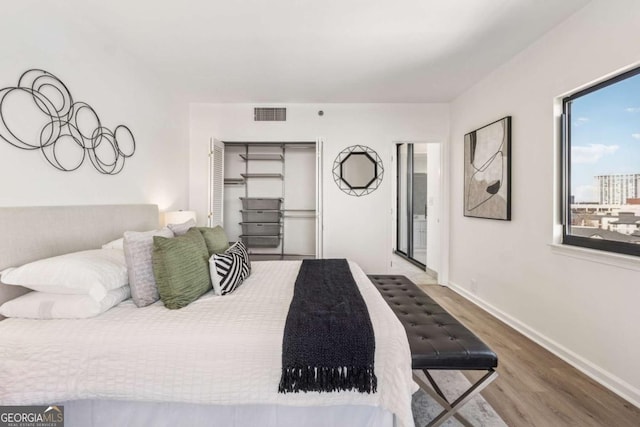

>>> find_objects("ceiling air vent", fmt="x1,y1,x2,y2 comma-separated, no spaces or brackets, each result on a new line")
254,107,286,121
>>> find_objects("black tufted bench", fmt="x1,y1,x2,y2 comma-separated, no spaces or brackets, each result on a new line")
368,275,498,427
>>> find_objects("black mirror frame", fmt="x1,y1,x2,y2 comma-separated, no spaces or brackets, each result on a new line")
339,152,378,189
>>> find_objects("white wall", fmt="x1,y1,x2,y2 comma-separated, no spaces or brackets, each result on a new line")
189,104,449,273
0,3,188,212
449,0,640,405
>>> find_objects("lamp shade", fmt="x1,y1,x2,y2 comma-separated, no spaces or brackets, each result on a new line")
163,210,197,226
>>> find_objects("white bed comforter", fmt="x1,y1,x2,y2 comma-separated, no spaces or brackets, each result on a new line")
0,261,416,427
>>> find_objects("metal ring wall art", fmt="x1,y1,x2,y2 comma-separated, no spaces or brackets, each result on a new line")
333,145,384,197
0,69,136,174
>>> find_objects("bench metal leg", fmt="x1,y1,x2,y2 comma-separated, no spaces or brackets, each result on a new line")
413,368,498,427
413,372,474,427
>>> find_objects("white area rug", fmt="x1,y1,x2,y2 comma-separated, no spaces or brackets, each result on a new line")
412,370,507,427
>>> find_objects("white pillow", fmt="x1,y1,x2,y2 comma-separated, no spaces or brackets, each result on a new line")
0,285,131,319
123,228,174,307
102,237,124,250
0,249,128,301
167,219,197,236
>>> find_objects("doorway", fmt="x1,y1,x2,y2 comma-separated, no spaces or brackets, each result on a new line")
395,142,440,276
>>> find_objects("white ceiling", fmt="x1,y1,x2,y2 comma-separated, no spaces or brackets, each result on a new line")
56,0,589,103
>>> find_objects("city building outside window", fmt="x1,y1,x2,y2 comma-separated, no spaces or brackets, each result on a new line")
563,66,640,256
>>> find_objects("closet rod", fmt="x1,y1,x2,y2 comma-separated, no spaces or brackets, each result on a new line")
222,141,315,146
282,145,315,149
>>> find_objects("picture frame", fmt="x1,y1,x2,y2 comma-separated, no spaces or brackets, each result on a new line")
463,116,511,220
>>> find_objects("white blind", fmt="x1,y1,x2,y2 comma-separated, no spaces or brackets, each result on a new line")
209,139,224,226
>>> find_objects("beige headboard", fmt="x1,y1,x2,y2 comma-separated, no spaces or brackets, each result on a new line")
0,204,159,318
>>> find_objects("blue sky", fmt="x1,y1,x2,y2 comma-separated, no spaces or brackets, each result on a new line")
570,71,640,202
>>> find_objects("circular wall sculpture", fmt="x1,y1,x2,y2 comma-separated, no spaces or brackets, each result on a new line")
0,69,136,175
332,145,384,197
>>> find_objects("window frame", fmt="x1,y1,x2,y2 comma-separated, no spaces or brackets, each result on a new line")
562,66,640,257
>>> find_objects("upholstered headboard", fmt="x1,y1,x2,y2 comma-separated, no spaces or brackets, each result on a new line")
0,204,159,318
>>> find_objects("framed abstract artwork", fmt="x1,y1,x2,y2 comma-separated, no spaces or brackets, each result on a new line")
463,116,511,220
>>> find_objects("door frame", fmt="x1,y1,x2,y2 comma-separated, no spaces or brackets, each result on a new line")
315,137,324,259
390,140,448,284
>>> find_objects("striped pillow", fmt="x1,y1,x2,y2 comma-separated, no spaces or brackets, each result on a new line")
228,239,251,274
209,241,251,295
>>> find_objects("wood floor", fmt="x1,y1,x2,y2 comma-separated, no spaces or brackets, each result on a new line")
417,284,640,427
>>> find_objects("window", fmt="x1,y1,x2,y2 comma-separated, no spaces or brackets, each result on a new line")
562,66,640,256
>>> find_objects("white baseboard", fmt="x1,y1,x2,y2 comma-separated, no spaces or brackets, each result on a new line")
446,281,640,409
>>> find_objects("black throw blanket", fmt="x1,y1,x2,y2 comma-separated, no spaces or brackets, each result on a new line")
278,259,377,394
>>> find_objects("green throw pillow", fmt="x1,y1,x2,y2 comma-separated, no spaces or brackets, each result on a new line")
198,226,230,256
152,228,212,309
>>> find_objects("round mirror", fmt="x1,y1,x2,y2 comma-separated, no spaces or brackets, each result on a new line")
333,145,384,196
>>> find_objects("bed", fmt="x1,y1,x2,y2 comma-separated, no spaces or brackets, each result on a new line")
0,204,416,427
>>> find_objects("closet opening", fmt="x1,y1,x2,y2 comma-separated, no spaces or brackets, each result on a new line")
209,140,322,261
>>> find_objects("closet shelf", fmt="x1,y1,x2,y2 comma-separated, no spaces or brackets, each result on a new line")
240,235,281,248
239,221,282,224
240,222,281,236
239,154,284,161
224,178,245,185
240,210,282,223
240,173,283,179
